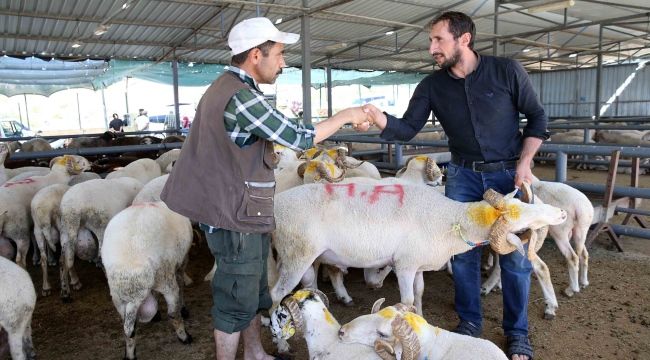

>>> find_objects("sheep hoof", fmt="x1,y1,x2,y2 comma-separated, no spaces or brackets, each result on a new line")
180,306,190,319
543,312,556,320
151,311,162,323
61,295,72,303
563,288,576,297
48,259,58,267
71,282,83,291
178,332,193,345
42,288,52,297
340,299,355,307
480,287,490,296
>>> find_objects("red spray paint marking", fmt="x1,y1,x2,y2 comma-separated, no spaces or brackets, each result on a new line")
323,183,405,207
2,178,35,188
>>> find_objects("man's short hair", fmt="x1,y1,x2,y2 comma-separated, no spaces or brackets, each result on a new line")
230,40,276,66
428,11,476,50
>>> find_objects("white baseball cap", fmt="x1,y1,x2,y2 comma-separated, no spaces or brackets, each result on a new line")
228,17,300,56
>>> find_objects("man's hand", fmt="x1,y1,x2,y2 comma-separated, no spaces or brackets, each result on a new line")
514,160,534,189
362,104,388,130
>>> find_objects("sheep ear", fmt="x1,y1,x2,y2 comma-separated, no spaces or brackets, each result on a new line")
504,188,518,200
371,298,386,314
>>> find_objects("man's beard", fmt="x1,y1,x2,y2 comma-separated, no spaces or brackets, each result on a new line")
434,47,461,69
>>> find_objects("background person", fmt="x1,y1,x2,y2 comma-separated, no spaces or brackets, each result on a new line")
161,17,370,360
135,109,150,131
108,113,124,132
362,11,548,360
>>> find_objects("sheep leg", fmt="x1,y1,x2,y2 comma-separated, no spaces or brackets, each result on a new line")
177,257,190,318
413,271,424,315
161,282,192,344
13,237,30,269
483,252,495,271
30,234,40,266
531,256,558,320
550,229,580,297
364,266,392,289
123,302,139,360
481,256,502,295
22,323,35,360
46,227,59,266
573,226,590,289
270,256,319,304
326,266,354,306
34,228,52,296
299,265,317,289
395,269,418,314
7,327,26,360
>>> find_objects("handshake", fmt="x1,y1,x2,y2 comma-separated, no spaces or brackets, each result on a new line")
337,104,386,132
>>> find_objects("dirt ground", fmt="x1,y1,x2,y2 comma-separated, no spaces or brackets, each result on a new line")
18,164,650,360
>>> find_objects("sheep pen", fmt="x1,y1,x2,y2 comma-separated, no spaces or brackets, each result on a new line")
15,165,650,360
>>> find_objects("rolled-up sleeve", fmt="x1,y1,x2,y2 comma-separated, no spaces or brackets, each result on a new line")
233,89,315,150
510,60,550,140
381,76,433,141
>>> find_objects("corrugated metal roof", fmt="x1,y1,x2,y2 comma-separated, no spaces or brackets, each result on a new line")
0,0,649,72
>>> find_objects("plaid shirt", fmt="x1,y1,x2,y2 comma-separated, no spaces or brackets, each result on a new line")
224,66,315,150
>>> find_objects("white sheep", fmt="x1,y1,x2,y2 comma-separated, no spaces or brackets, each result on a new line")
132,174,169,204
306,146,381,180
481,179,594,318
395,155,444,186
0,256,36,360
271,182,567,315
338,300,507,360
18,138,52,153
101,201,193,360
58,177,143,301
105,158,161,185
270,289,392,360
68,171,102,186
155,149,181,174
274,144,301,171
0,155,90,267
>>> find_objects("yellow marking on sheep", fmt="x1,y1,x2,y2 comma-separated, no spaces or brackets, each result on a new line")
304,148,320,159
274,144,287,151
468,204,501,227
292,290,311,302
403,312,427,335
378,307,398,319
504,204,521,220
54,155,72,166
414,155,428,162
323,308,337,325
325,149,338,159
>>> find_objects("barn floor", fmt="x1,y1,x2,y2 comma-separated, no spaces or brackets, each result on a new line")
19,165,650,360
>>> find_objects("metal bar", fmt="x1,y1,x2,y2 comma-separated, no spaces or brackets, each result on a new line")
555,152,567,182
565,181,650,199
326,64,333,118
172,58,181,130
302,0,312,124
610,225,650,240
23,94,30,129
615,207,650,216
595,24,603,120
101,88,108,129
493,0,499,56
7,143,183,160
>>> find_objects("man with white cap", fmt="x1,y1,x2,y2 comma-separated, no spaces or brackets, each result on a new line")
161,17,370,360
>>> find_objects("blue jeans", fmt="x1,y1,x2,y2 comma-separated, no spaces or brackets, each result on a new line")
445,162,532,337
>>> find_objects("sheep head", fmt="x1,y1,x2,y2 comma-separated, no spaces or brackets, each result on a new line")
270,289,331,340
483,186,566,255
339,301,421,360
302,160,346,183
50,155,91,175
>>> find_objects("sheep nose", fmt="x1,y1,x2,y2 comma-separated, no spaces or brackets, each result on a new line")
561,210,568,221
338,328,346,339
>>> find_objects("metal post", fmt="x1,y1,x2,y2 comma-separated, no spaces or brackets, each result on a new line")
395,143,403,170
326,63,333,117
555,151,568,182
101,88,108,129
76,92,82,131
23,94,31,129
493,0,499,56
125,76,130,117
301,0,312,124
595,24,603,122
17,103,22,123
172,57,181,129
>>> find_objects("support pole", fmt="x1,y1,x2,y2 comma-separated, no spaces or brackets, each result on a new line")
301,0,312,124
595,24,603,121
555,151,567,183
493,0,499,56
101,88,108,129
76,92,82,131
326,63,333,117
172,56,181,130
23,94,31,129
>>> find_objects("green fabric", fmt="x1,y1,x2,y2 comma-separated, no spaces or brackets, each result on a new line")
224,67,315,150
206,229,272,334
